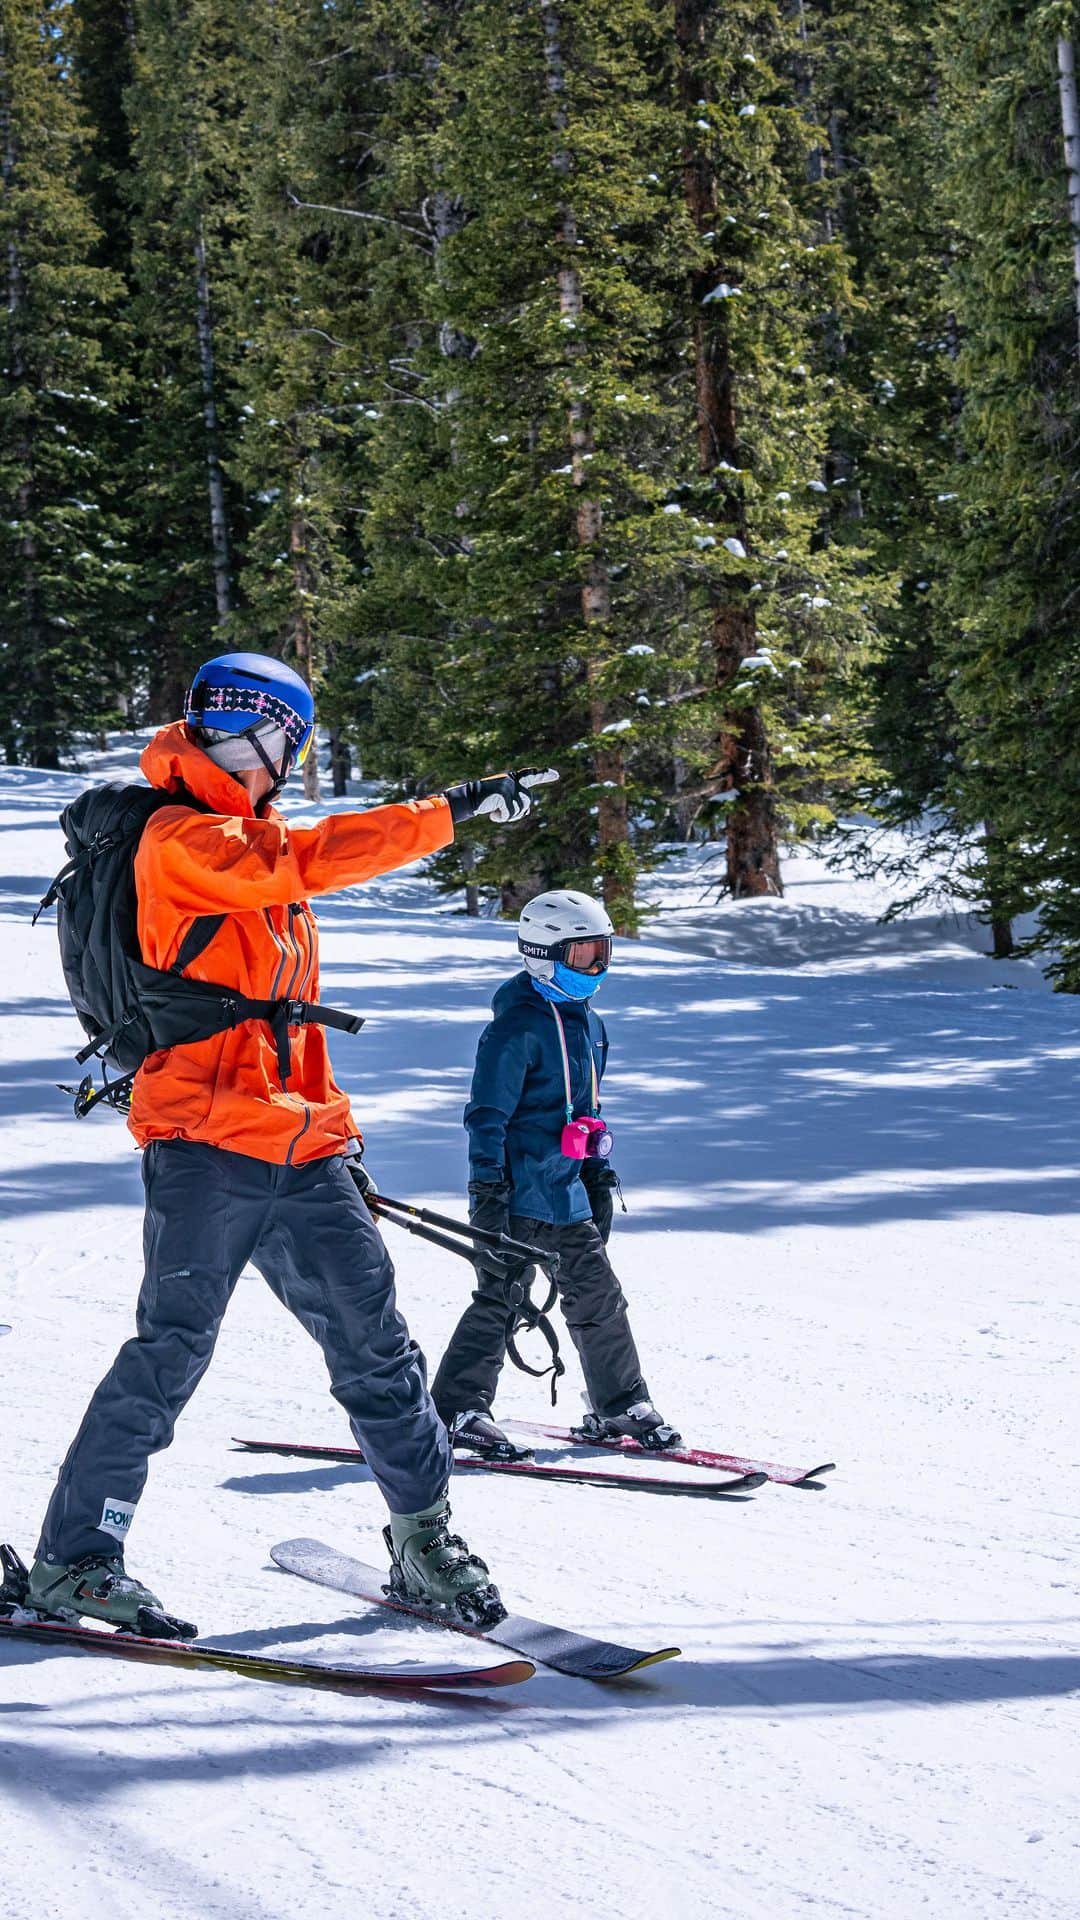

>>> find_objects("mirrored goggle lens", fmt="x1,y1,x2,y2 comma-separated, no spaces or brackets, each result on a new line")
293,722,315,767
561,936,611,974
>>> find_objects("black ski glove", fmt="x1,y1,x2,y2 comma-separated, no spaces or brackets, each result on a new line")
468,1177,512,1278
443,768,558,826
580,1160,620,1245
346,1154,378,1210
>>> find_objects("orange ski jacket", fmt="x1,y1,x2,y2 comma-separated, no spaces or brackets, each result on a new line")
128,722,454,1165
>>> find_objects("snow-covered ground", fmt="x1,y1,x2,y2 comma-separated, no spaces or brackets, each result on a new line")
1,740,1078,1920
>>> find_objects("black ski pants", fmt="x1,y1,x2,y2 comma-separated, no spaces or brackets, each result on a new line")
38,1140,452,1566
431,1216,648,1424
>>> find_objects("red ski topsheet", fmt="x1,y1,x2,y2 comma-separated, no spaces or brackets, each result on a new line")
231,1436,766,1496
501,1420,836,1487
0,1611,533,1692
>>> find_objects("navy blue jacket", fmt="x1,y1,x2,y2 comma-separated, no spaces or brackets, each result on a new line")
465,970,609,1224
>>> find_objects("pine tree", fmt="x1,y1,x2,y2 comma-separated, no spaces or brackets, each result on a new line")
122,0,249,719
330,0,875,924
0,0,129,764
932,0,1080,979
228,0,380,800
340,0,708,926
672,0,879,897
799,2,984,924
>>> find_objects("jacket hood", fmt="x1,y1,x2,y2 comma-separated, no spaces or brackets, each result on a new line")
140,721,260,818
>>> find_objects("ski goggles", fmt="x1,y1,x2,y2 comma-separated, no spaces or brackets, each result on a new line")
188,685,315,767
520,934,611,975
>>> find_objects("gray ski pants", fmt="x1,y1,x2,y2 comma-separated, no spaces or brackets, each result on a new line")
431,1217,648,1424
38,1140,452,1565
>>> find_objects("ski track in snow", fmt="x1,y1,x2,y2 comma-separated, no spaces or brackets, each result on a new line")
1,742,1078,1919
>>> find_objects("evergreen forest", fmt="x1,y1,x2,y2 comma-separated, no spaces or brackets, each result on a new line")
4,0,1080,979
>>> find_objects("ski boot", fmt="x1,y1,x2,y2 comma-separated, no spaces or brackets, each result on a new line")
449,1409,534,1464
26,1552,197,1640
580,1400,683,1452
383,1498,505,1626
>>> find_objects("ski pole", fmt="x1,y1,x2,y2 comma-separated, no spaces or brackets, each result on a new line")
369,1203,512,1275
372,1194,557,1271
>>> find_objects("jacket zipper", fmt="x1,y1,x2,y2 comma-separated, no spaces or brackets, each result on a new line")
282,904,306,1002
283,908,315,1162
290,905,314,1002
263,908,290,1002
297,908,316,1000
285,1100,311,1167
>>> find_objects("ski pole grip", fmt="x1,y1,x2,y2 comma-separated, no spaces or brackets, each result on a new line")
495,1229,559,1270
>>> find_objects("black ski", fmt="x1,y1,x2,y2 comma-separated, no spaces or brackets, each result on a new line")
271,1536,681,1681
234,1436,766,1498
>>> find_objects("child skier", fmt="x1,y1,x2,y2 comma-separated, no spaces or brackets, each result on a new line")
30,651,542,1635
432,889,680,1457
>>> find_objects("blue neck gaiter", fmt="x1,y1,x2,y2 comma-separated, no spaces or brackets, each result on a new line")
531,964,606,1005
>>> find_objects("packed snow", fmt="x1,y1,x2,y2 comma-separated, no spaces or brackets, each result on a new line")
1,741,1078,1920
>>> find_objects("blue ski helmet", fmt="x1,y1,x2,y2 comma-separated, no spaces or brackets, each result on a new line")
185,652,315,768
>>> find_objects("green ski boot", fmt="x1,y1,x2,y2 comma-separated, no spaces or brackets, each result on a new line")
383,1499,505,1626
27,1554,196,1640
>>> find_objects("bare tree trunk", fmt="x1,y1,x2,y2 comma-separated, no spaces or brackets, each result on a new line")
1057,37,1080,354
328,729,351,797
146,629,193,724
460,838,481,918
540,2,630,926
288,510,321,801
982,819,1014,958
192,219,232,622
428,180,493,910
675,0,781,896
792,2,863,521
1,64,57,766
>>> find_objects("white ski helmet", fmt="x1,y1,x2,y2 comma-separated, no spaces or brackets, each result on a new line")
517,889,615,983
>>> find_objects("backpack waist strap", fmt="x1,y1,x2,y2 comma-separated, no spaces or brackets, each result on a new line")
86,962,365,1090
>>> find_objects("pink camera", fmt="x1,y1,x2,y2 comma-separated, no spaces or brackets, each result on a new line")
561,1116,614,1161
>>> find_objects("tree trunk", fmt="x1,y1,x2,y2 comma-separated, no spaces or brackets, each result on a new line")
460,838,481,917
146,629,193,725
540,2,630,926
192,219,232,622
1056,37,1080,354
1,64,57,766
675,0,781,896
289,510,321,801
792,3,863,522
983,819,1014,958
328,729,351,796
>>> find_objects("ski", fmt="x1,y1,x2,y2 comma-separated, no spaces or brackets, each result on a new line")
0,1546,531,1693
271,1536,681,1681
0,1611,532,1692
502,1420,836,1488
232,1436,766,1498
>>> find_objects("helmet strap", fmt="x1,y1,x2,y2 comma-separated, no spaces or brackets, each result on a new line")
242,725,291,805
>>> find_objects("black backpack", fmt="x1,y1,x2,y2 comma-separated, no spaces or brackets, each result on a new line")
37,781,364,1117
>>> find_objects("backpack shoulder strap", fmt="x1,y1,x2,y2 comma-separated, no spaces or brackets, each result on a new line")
172,914,226,976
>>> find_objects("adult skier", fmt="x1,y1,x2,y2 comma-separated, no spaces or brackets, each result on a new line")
431,889,681,1457
30,652,541,1632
